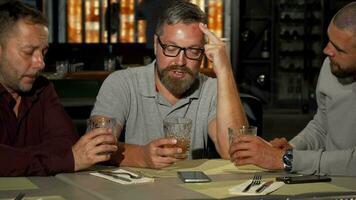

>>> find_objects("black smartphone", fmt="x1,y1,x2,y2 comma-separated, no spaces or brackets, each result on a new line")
177,171,211,183
276,175,331,184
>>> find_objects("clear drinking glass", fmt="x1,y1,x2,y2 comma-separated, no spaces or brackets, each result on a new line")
104,58,116,71
163,117,192,159
87,116,117,137
229,126,258,145
87,116,117,155
239,125,258,136
228,128,237,144
55,60,69,78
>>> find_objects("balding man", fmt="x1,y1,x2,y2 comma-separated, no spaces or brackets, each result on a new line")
229,2,356,176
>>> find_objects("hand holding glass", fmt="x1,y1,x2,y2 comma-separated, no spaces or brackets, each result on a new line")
87,116,117,155
163,117,192,159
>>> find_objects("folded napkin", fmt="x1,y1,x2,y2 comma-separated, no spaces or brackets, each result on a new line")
229,180,284,195
90,169,154,185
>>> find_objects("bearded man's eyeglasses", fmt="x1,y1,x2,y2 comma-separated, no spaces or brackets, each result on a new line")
157,36,205,61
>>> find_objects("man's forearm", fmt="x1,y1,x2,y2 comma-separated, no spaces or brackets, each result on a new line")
293,148,356,176
215,67,248,158
0,144,74,176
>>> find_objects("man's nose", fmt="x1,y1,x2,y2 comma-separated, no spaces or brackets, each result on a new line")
175,49,187,65
32,52,45,70
323,42,335,57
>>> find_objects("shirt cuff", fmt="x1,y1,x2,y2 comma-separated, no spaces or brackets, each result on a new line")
49,149,75,174
292,149,323,175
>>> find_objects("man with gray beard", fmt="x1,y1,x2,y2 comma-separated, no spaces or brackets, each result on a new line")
230,2,356,176
91,0,248,169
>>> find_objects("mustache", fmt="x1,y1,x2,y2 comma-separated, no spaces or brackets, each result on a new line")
165,64,194,76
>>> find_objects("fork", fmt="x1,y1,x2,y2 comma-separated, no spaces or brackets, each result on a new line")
14,192,25,200
98,170,143,179
242,174,262,192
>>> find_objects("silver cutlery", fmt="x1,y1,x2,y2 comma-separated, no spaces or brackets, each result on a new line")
256,180,274,193
242,174,261,192
97,171,132,182
14,192,25,200
98,170,143,179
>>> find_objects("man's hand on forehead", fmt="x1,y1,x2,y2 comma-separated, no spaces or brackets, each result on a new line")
199,23,223,45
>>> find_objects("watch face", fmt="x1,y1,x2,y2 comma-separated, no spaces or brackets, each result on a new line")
283,149,293,171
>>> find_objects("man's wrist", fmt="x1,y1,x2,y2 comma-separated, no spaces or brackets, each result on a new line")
215,67,232,79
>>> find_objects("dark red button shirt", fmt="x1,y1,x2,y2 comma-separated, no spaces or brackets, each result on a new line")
0,76,79,176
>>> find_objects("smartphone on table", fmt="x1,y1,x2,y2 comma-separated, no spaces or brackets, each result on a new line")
276,175,331,184
177,171,211,183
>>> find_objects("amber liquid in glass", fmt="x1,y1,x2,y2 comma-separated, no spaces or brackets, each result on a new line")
164,136,190,159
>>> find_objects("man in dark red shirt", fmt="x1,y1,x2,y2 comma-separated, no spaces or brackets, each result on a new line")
0,1,117,176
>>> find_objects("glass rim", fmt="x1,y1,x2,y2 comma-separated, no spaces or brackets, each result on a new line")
87,116,116,123
240,125,257,129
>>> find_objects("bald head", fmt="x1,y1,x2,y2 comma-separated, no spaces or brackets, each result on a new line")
333,2,356,33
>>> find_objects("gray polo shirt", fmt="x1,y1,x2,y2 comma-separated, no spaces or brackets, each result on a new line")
91,62,217,159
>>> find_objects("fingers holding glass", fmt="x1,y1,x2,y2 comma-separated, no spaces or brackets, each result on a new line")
87,116,118,155
163,117,192,159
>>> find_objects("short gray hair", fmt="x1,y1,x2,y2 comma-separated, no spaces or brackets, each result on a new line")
155,0,207,36
0,0,47,45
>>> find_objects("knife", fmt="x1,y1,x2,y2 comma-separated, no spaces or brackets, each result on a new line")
98,171,132,182
255,180,274,193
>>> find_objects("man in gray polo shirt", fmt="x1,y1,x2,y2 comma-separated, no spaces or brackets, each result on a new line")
92,0,247,169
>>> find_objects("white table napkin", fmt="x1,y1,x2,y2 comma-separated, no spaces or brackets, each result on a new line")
229,180,284,195
90,169,154,185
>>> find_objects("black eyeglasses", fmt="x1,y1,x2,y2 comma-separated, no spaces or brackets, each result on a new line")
157,36,205,61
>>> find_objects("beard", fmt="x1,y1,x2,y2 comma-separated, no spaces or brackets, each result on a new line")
0,51,39,93
18,71,40,92
330,59,356,78
0,62,39,93
157,64,196,97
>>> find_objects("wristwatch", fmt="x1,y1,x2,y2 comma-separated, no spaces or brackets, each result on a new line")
282,149,293,172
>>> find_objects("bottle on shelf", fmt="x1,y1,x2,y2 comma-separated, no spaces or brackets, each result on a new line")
261,29,270,59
